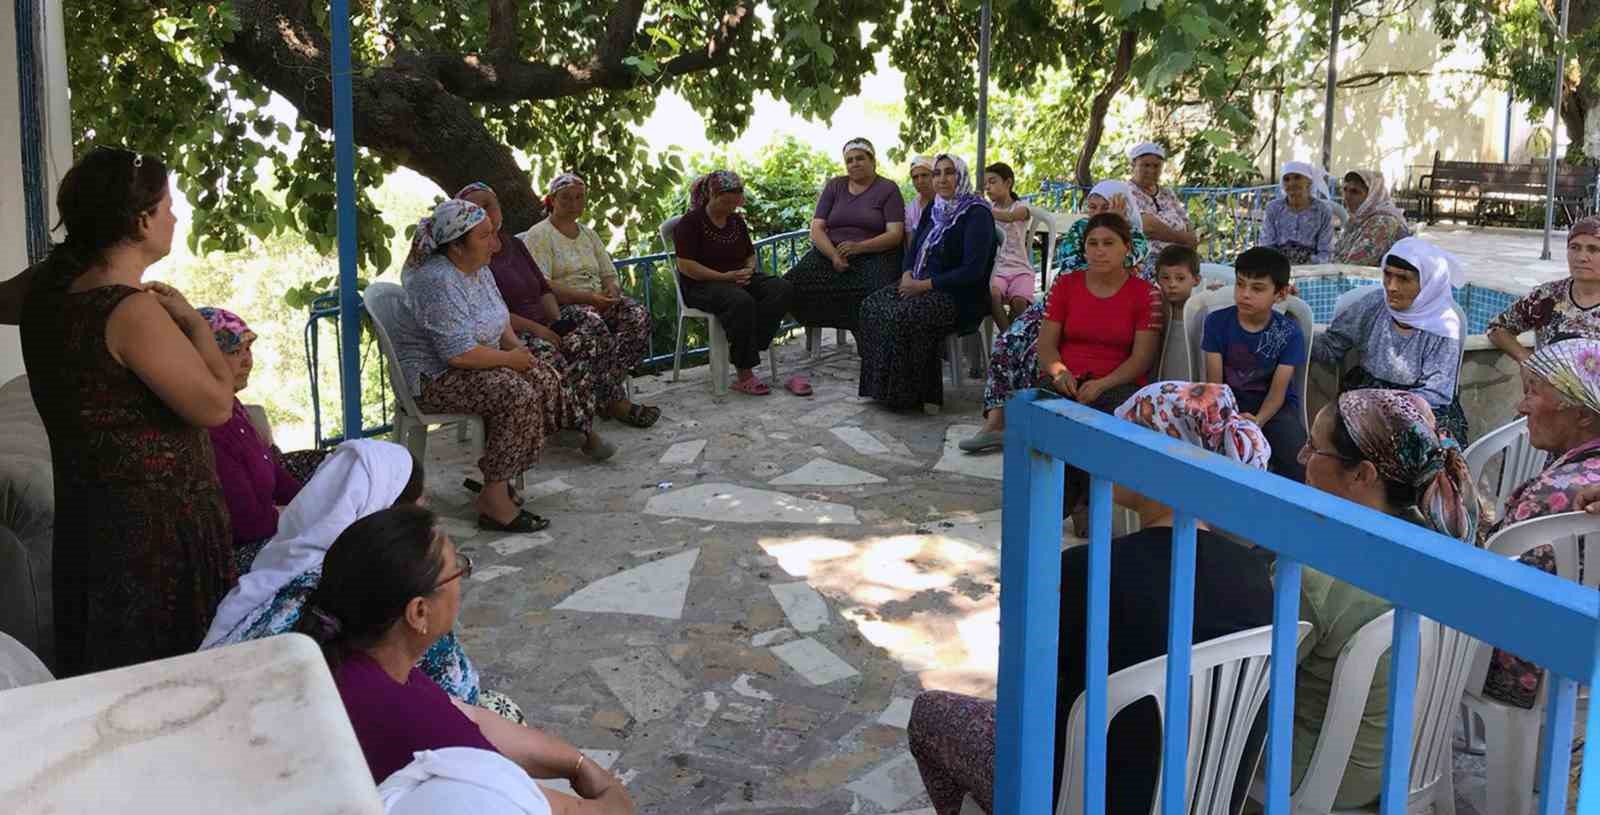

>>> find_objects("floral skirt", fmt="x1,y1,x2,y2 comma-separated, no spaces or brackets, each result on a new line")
983,299,1049,412
558,298,650,406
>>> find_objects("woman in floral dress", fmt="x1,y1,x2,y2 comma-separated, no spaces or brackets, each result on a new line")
1331,169,1410,266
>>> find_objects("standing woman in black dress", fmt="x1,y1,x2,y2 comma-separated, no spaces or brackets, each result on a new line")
19,146,237,676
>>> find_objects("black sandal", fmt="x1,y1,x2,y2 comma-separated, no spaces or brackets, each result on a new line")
476,510,550,533
616,403,661,428
463,478,524,506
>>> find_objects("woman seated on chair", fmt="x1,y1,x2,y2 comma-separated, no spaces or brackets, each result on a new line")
1293,389,1482,808
515,174,660,427
1487,215,1600,362
960,183,1152,453
293,504,637,814
198,306,330,573
1330,170,1410,267
903,155,936,251
389,198,604,534
908,382,1275,815
1474,338,1600,709
673,170,799,396
784,138,906,338
1311,237,1469,441
1126,141,1199,280
857,153,995,411
201,440,525,723
1259,161,1335,265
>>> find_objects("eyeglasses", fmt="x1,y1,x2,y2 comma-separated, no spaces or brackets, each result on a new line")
1297,441,1360,465
433,551,473,589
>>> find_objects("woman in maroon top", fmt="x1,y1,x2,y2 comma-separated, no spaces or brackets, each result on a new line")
783,138,906,342
673,170,797,396
297,505,635,814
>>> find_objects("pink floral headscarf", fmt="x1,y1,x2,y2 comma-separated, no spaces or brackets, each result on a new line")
1523,338,1600,417
688,170,744,211
1114,381,1271,469
198,307,255,353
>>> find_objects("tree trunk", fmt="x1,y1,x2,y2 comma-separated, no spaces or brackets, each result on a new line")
1074,28,1138,188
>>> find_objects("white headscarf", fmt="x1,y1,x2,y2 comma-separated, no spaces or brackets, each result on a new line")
1382,236,1466,341
1344,169,1405,225
1086,179,1146,234
1279,160,1327,200
1128,142,1166,162
909,155,935,173
380,749,553,815
202,439,416,648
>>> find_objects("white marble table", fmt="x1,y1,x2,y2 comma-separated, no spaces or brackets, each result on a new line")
0,634,381,814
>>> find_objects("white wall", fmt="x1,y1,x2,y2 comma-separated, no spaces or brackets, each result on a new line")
0,0,71,384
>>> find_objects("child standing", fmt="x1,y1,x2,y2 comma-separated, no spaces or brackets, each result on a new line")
1202,247,1308,481
1153,245,1201,380
984,163,1034,332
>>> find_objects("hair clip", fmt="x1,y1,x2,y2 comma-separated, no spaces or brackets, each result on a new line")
132,154,144,169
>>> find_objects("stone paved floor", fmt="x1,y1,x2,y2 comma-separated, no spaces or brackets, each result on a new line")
421,334,1514,814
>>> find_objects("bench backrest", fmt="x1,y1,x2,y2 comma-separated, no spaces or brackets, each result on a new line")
1430,159,1596,196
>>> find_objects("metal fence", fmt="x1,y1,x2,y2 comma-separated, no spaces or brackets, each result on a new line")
1034,181,1280,264
996,389,1598,815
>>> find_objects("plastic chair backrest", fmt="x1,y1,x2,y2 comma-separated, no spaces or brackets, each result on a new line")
1290,610,1479,812
1055,621,1314,815
1032,210,1085,290
659,216,689,313
1463,416,1552,518
0,631,51,691
362,282,427,420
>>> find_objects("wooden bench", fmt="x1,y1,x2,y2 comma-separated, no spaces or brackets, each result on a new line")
1418,151,1597,227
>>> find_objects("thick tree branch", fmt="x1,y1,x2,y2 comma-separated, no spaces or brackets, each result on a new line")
1074,28,1137,187
487,0,519,53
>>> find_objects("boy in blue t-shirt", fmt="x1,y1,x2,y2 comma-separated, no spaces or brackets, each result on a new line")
1202,247,1308,481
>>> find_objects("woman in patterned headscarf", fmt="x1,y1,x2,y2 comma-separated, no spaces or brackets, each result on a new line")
1291,388,1482,808
783,138,906,349
857,153,996,410
1332,169,1410,266
908,381,1275,815
672,169,798,396
387,198,585,534
1477,339,1600,709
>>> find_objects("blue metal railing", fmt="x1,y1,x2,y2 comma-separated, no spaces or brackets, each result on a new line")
996,390,1598,814
1035,181,1279,264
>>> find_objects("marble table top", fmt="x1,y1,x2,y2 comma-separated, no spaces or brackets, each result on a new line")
0,634,381,814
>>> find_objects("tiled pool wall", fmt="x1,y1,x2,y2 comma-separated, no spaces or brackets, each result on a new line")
1294,274,1519,334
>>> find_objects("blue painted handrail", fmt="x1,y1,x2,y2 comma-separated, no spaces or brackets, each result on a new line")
996,389,1599,815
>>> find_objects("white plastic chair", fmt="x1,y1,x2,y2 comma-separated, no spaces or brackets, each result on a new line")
1056,621,1314,815
1283,611,1477,814
1183,288,1315,432
1460,512,1596,815
362,282,486,465
1463,417,1550,520
0,631,51,691
660,216,781,395
1031,209,1085,292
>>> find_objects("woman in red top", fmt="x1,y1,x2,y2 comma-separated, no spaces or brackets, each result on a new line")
1037,211,1163,531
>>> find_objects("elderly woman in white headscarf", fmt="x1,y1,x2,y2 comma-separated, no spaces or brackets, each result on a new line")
1312,236,1470,440
904,155,937,249
961,179,1153,452
1126,142,1199,273
388,198,580,534
857,153,996,410
1260,160,1335,264
1332,169,1411,266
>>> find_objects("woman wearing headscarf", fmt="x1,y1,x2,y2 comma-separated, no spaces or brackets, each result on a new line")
1293,389,1481,808
961,182,1152,452
388,198,578,534
1126,142,1198,272
1487,215,1600,361
198,306,331,572
1331,170,1411,266
1312,236,1470,441
910,382,1275,815
1260,161,1335,264
857,153,996,411
516,174,660,427
672,170,798,396
1476,339,1600,709
903,156,937,250
783,138,906,341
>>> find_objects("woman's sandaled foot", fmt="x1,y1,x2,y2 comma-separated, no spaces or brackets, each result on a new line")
785,375,813,397
730,377,771,396
616,403,661,428
477,509,550,533
462,478,525,506
583,433,617,461
958,429,1004,453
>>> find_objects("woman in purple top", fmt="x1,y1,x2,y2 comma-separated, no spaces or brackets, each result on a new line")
297,504,636,814
783,138,907,339
198,306,329,574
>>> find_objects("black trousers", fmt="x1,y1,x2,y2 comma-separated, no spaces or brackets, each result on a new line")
1236,392,1309,482
681,273,794,371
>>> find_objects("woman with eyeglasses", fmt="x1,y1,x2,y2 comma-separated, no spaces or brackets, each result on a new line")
1291,389,1482,807
1487,215,1600,361
294,504,636,813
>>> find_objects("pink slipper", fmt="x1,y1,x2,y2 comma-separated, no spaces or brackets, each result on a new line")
730,377,771,396
785,375,813,397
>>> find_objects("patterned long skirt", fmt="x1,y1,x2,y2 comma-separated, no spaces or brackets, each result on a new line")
518,334,601,435
784,247,903,331
417,362,569,482
558,297,650,406
907,690,997,814
982,298,1050,413
1340,366,1469,443
858,286,959,410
